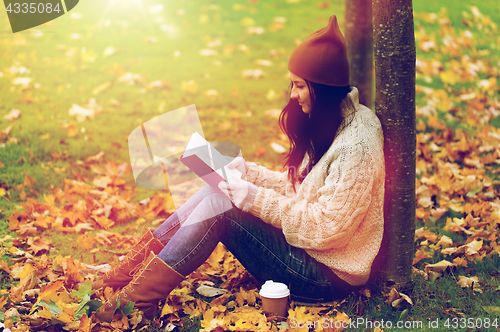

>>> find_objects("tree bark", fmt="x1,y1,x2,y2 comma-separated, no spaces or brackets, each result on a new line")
345,0,373,109
371,0,416,289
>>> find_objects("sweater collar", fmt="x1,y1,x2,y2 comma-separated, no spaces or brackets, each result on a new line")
340,86,360,118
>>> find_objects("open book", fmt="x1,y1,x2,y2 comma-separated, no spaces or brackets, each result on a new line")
180,132,241,194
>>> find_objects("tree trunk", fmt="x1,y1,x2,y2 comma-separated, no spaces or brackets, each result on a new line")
345,0,373,109
371,0,416,289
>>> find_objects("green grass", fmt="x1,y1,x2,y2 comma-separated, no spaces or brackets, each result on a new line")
350,257,500,331
1,0,500,331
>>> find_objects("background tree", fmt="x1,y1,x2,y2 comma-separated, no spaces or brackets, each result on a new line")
371,0,416,289
345,0,374,109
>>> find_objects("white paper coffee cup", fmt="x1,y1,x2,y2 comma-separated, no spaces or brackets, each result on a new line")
259,280,290,318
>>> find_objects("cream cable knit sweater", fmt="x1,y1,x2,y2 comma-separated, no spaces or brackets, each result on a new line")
245,87,385,286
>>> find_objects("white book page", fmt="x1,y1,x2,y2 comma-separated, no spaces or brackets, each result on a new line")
183,132,208,156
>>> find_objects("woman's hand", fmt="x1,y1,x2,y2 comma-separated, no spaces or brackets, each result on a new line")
225,156,248,179
218,176,258,212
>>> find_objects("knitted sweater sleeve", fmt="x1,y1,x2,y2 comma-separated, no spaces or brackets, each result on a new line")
244,162,291,196
248,139,377,251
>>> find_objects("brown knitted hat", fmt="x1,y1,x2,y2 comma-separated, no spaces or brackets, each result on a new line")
288,15,349,86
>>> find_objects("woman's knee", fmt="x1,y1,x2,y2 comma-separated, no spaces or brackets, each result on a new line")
196,190,234,217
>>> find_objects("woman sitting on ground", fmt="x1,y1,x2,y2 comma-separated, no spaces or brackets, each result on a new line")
94,15,385,322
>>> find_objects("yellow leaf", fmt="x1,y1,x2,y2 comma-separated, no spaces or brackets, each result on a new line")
196,285,226,297
288,306,319,332
416,185,433,208
93,81,111,95
53,167,66,173
453,256,468,267
10,263,38,302
238,44,250,54
246,27,265,35
200,307,225,330
413,267,429,280
103,287,115,300
27,236,51,255
205,89,218,101
432,89,452,112
0,188,6,197
241,17,255,27
68,104,94,122
255,59,273,67
118,72,143,85
437,235,453,248
478,77,497,92
13,77,32,87
424,260,453,273
457,276,482,293
232,318,257,331
181,80,198,94
81,49,97,63
23,173,35,187
36,305,55,319
225,306,268,331
199,49,217,56
4,109,21,121
385,287,400,303
201,318,224,331
19,263,36,283
440,70,457,85
392,292,413,308
415,227,439,242
0,295,8,311
465,239,483,255
87,151,105,163
269,22,285,32
266,89,277,101
419,36,437,52
199,14,209,24
441,247,460,255
67,123,79,137
242,69,266,79
160,303,177,317
413,248,428,265
60,301,80,317
56,311,75,324
103,47,115,56
93,176,112,188
93,216,115,229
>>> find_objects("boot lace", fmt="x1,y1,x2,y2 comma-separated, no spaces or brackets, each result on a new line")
104,243,144,278
129,263,153,287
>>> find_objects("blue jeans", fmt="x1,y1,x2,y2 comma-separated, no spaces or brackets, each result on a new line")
153,185,359,302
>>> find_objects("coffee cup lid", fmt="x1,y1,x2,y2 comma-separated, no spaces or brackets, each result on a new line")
259,280,290,299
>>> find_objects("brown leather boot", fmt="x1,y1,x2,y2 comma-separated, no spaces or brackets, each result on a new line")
91,229,164,290
95,251,185,322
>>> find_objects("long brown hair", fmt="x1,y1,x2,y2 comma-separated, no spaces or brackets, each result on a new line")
279,81,354,190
